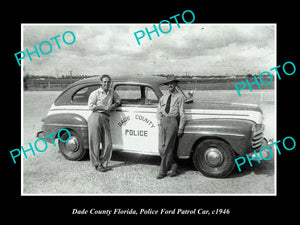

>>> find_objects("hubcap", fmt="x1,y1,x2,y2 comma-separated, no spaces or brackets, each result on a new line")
65,136,79,152
204,147,224,167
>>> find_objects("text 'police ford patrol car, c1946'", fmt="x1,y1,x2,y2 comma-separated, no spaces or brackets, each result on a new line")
37,75,270,178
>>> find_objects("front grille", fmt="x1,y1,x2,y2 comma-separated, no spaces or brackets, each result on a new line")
252,124,264,149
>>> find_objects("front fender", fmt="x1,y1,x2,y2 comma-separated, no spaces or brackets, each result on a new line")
177,119,254,158
41,113,88,148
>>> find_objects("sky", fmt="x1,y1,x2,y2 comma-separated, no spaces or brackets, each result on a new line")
22,24,275,77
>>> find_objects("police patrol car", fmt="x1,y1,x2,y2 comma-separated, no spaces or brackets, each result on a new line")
37,75,269,178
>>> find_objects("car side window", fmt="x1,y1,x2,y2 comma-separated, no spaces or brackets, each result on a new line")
115,85,142,105
145,87,159,104
72,85,99,104
115,85,158,105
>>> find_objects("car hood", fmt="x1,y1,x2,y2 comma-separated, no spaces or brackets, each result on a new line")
185,101,263,124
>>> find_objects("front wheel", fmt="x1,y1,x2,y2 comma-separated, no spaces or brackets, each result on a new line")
58,130,87,161
192,139,236,178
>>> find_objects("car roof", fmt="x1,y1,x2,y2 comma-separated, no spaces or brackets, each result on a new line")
54,75,167,106
70,75,167,87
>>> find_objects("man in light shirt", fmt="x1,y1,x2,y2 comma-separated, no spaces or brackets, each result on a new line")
156,77,185,179
87,75,121,172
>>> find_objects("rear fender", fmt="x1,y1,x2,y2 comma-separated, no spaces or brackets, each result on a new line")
41,113,88,148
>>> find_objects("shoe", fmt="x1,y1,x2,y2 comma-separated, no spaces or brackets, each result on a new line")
105,166,112,171
95,165,109,172
156,174,167,179
169,169,178,177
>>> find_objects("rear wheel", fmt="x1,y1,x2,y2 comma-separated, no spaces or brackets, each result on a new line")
192,139,235,178
58,130,86,161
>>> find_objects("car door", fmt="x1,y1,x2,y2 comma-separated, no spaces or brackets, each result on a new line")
111,84,159,155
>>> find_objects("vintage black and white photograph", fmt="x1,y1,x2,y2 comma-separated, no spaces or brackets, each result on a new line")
21,23,276,195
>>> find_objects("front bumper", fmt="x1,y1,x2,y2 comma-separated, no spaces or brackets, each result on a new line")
36,130,44,138
248,137,274,161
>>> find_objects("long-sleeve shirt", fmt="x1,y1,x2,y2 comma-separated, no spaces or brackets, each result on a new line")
88,87,121,113
156,92,185,130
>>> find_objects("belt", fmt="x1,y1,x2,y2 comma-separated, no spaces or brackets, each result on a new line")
161,114,177,118
94,111,110,117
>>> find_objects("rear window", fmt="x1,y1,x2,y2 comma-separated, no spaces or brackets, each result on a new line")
72,85,99,104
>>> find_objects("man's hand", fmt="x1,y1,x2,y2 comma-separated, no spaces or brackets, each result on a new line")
93,105,107,112
178,129,184,137
107,103,119,112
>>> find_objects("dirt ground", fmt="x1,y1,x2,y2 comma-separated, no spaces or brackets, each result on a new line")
22,90,276,195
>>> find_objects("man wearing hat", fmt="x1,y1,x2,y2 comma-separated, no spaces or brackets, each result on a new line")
156,77,186,179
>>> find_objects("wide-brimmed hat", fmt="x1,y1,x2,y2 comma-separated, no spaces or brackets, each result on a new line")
162,77,180,85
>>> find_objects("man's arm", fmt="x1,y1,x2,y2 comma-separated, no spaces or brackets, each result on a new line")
108,90,121,112
178,96,186,137
88,91,97,111
156,97,163,126
88,91,108,112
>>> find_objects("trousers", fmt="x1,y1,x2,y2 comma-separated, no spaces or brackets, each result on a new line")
158,117,179,175
88,112,113,167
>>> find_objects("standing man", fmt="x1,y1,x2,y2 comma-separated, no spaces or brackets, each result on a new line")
88,74,121,172
156,77,185,179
